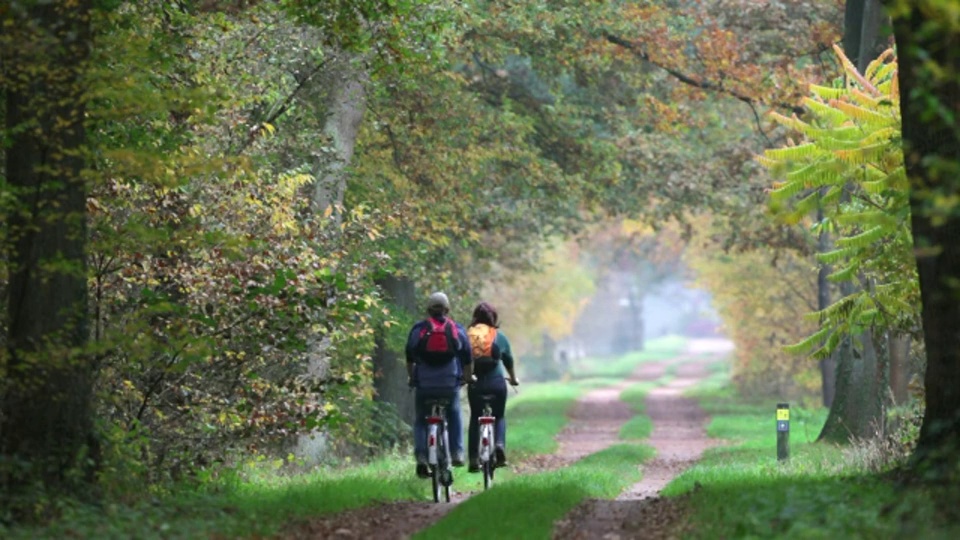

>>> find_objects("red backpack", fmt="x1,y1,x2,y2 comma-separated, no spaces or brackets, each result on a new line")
416,318,458,366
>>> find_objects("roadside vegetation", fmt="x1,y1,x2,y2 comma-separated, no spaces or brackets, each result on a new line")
663,379,959,539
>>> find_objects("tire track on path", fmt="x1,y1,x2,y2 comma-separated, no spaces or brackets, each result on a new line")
552,339,732,540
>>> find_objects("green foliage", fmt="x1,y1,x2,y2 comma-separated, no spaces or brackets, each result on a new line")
760,46,920,359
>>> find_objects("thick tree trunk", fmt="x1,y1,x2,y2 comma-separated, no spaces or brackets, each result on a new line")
1,0,96,503
857,0,890,71
312,52,367,215
373,275,417,427
819,330,885,442
891,8,960,466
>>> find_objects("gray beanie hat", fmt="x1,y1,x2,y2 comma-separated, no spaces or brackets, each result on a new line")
427,291,450,310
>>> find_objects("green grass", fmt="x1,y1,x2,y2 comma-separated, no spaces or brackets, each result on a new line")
618,380,657,440
1,454,428,540
505,381,584,457
571,335,686,379
662,383,960,539
416,444,654,540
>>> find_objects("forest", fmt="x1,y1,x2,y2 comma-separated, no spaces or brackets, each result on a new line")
2,0,960,538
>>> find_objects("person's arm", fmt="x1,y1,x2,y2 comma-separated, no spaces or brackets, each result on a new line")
499,333,519,385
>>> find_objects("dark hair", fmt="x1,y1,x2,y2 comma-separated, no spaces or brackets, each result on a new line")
470,302,499,328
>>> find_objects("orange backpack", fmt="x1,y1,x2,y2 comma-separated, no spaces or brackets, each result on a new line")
468,324,500,375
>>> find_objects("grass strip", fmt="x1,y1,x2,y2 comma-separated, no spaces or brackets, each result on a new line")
618,381,656,440
416,444,654,540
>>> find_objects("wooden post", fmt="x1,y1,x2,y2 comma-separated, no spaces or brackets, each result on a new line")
776,402,790,461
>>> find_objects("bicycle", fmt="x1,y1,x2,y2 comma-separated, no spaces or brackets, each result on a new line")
424,397,454,503
476,393,498,490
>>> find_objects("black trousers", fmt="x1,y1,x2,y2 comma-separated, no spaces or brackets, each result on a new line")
467,376,508,461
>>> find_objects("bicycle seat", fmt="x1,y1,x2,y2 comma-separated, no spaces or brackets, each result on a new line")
423,398,451,407
480,394,497,401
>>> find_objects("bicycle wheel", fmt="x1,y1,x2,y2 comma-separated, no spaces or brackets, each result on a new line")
431,466,441,503
482,460,492,489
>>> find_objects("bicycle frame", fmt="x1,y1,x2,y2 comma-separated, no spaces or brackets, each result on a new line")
424,400,453,503
426,406,449,467
477,398,497,489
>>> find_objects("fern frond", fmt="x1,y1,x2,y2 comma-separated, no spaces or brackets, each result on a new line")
803,98,848,126
835,211,897,228
784,325,833,354
828,261,860,282
836,225,885,248
810,84,846,101
832,101,896,127
764,143,820,162
835,143,890,166
818,246,856,264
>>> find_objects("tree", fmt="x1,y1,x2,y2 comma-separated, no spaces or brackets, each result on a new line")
887,1,960,468
1,0,97,505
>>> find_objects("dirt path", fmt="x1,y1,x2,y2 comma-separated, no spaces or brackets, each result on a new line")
552,340,731,540
274,340,730,539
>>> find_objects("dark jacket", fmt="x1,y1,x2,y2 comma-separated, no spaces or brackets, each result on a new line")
405,316,471,390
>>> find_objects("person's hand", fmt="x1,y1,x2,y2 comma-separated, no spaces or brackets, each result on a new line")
509,376,520,386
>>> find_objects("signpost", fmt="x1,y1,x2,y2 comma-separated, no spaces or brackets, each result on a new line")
776,402,790,461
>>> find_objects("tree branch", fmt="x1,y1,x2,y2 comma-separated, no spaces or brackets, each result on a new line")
603,32,806,117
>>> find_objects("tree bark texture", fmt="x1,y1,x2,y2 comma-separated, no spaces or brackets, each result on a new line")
891,6,960,465
1,0,96,502
311,52,367,216
373,275,417,426
887,333,912,406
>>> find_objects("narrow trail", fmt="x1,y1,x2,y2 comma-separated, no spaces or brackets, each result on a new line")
515,357,669,473
275,340,730,539
552,339,732,540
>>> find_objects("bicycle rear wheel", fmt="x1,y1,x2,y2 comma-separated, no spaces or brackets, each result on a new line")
482,460,493,489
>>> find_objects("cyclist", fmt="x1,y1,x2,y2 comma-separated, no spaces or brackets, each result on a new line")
465,302,519,473
406,291,472,478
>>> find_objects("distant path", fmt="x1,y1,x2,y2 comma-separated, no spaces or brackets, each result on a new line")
552,339,732,540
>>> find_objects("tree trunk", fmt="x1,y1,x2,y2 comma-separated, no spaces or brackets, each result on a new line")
373,275,417,426
857,0,890,71
890,7,960,467
887,333,912,406
312,52,367,215
819,329,885,442
1,0,96,504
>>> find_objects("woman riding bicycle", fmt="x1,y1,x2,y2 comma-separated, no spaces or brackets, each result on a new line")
465,302,519,473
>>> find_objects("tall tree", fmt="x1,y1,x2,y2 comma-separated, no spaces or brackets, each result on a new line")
1,0,96,503
888,0,960,468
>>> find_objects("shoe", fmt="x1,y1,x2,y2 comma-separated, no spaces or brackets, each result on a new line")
468,460,480,473
495,446,506,467
452,451,465,467
415,463,429,479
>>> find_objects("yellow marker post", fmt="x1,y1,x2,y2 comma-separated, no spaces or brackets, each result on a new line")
776,402,790,461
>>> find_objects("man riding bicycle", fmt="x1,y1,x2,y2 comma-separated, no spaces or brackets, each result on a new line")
406,291,472,478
